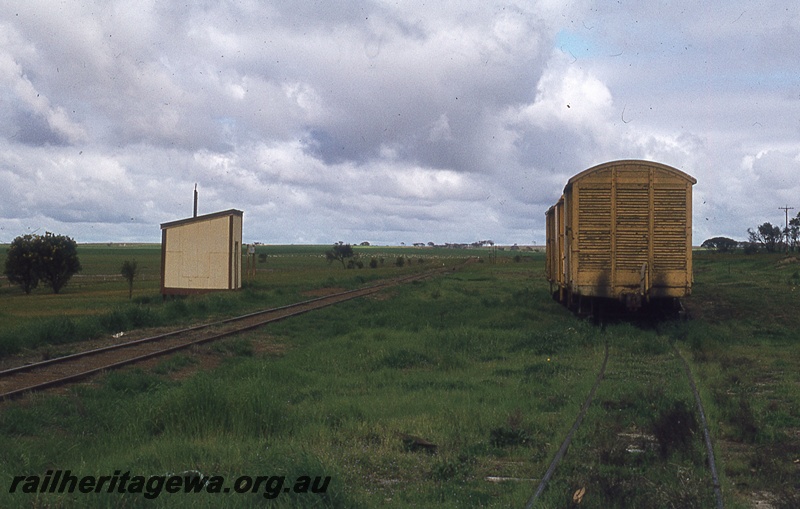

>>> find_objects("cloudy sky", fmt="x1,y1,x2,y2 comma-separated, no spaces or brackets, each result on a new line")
1,1,799,245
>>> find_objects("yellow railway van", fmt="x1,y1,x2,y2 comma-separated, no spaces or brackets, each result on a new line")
546,160,696,311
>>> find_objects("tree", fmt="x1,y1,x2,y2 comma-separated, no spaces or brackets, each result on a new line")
4,235,40,294
37,233,82,293
701,237,739,253
120,260,138,299
789,213,800,252
747,222,783,253
325,242,355,268
3,233,81,294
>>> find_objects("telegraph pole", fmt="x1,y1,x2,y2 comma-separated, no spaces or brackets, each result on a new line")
779,205,794,252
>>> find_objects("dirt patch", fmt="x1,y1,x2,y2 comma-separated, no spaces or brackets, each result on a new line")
776,256,799,267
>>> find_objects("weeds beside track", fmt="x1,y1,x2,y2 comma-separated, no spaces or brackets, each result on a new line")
0,268,452,401
527,324,724,508
2,252,797,508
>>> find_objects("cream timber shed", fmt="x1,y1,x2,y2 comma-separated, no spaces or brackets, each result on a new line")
160,209,243,295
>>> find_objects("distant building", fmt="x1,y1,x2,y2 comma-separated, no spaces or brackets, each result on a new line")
160,209,243,295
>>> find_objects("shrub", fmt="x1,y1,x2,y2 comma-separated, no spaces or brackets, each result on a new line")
120,260,138,299
3,233,81,294
3,235,40,294
35,234,82,294
325,243,355,268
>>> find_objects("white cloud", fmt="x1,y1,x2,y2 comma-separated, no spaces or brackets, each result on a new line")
0,43,87,144
519,51,614,133
0,0,798,244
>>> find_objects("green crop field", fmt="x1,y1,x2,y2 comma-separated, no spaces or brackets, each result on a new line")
0,246,797,508
0,243,473,356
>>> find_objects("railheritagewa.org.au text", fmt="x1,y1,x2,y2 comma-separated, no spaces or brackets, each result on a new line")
8,470,331,500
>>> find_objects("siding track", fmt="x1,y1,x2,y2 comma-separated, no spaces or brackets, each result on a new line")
0,268,450,402
673,343,724,509
525,342,609,509
525,332,724,508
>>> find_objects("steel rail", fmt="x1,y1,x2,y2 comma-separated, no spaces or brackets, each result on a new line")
525,341,609,508
672,343,725,509
0,295,361,401
524,335,725,509
0,268,447,401
0,270,433,378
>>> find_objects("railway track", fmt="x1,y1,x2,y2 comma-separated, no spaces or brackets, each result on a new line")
0,268,450,402
525,335,724,509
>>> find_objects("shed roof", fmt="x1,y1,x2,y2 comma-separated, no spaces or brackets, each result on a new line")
160,209,243,230
564,159,697,192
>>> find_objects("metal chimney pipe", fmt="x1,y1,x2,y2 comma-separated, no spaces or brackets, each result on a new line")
193,184,198,218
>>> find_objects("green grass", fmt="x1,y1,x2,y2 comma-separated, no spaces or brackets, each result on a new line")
0,244,163,331
0,252,604,508
538,325,717,508
676,251,800,508
0,248,797,507
0,243,475,357
536,251,799,508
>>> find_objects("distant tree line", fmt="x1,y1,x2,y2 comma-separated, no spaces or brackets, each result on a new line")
3,233,82,294
702,211,800,254
324,242,425,270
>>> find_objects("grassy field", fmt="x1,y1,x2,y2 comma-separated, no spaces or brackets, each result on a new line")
678,252,800,509
0,247,798,507
0,243,475,356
